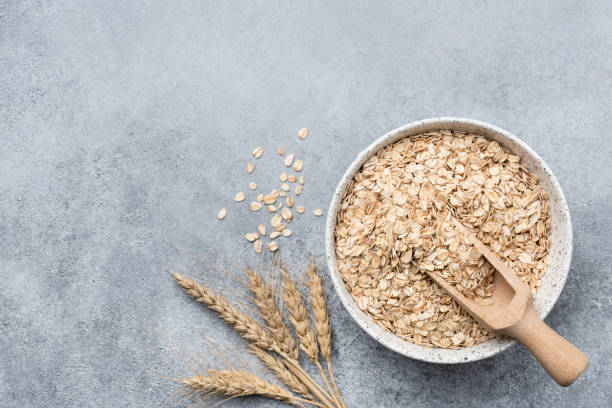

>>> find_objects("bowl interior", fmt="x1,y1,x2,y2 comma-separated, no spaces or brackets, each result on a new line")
325,117,572,363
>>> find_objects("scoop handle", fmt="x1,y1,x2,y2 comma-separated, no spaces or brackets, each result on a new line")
502,304,589,386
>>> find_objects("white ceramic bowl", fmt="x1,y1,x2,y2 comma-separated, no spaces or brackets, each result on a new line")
325,117,572,363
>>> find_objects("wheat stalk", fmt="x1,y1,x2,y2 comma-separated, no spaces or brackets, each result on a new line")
182,369,311,406
246,267,299,359
306,262,331,360
281,359,337,408
281,262,341,408
307,262,346,408
280,262,320,362
248,344,313,400
172,272,281,353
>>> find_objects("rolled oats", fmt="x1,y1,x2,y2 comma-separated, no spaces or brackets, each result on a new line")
252,146,263,159
245,232,259,242
334,131,551,349
298,127,309,140
284,154,295,167
250,202,263,211
293,160,303,172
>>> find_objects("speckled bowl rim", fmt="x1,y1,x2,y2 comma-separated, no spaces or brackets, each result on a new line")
325,117,573,364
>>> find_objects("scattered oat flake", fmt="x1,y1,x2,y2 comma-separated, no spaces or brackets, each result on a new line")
293,160,303,172
245,232,259,242
253,239,262,254
252,146,263,159
247,163,255,174
281,207,292,222
298,127,309,140
257,193,264,201
250,202,263,211
312,209,323,216
280,172,288,182
248,182,257,190
270,231,281,239
271,214,283,228
284,154,295,167
299,176,304,185
282,229,292,237
280,191,286,198
267,205,277,212
295,206,304,214
217,208,227,220
258,224,266,236
263,195,276,205
294,184,303,196
280,183,290,192
234,192,246,202
287,174,297,183
268,241,278,252
286,196,294,208
277,146,285,155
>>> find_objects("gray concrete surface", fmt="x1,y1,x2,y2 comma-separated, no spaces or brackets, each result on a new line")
1,1,611,407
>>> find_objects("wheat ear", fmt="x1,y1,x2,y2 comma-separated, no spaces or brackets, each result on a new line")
248,344,313,400
280,262,319,362
307,262,346,408
182,369,314,406
172,272,281,353
246,267,299,359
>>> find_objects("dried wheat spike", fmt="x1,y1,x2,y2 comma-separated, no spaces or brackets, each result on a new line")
247,267,299,359
306,262,331,360
183,369,299,404
248,345,313,400
280,262,320,363
307,262,346,408
172,272,281,353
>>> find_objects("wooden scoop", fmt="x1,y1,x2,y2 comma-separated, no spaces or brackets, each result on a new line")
425,217,589,386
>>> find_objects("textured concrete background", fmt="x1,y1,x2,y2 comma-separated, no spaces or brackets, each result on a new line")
1,1,611,407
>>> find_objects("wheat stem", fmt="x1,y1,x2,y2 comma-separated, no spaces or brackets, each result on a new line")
315,360,341,408
248,344,313,400
326,358,344,408
282,357,337,408
307,262,346,408
280,262,341,408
